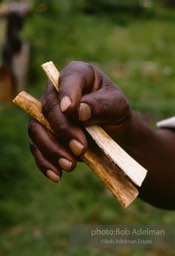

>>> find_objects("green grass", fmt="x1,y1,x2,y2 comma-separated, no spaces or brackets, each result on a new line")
1,4,175,256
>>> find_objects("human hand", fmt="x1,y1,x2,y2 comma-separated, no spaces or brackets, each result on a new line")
28,61,132,182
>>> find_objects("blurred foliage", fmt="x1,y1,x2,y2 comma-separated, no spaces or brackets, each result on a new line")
32,0,175,14
0,104,31,227
0,0,175,255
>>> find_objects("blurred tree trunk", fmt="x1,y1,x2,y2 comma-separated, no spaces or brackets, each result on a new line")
0,1,31,102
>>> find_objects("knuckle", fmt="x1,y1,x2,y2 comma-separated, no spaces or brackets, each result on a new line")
42,94,58,116
29,141,44,170
52,118,68,135
114,90,131,122
30,144,46,172
52,145,62,156
67,60,80,67
36,158,45,172
61,61,92,78
28,119,39,138
29,139,36,154
68,60,89,69
42,99,70,138
117,90,130,113
119,99,131,119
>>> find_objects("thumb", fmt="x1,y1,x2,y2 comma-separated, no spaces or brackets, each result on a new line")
77,86,131,126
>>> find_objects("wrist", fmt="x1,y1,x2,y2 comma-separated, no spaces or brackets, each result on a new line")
112,111,155,159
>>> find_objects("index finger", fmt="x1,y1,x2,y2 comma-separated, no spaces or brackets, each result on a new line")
59,61,101,113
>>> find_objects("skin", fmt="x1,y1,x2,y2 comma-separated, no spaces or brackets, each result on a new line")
28,61,175,210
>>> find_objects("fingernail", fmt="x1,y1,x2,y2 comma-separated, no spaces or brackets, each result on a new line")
46,170,60,183
69,139,84,156
58,158,72,171
78,103,91,121
60,96,72,112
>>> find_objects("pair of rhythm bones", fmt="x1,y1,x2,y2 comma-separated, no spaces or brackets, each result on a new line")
13,61,147,208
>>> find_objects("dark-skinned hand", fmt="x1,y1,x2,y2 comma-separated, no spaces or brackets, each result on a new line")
28,61,132,182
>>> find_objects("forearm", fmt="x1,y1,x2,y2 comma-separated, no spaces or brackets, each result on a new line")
116,112,175,210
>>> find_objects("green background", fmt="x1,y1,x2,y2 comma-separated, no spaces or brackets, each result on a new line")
0,1,175,255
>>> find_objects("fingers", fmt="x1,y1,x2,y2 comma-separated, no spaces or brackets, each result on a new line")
30,140,62,183
29,60,132,183
42,81,88,157
58,61,131,128
28,119,78,181
59,61,102,113
41,61,131,151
